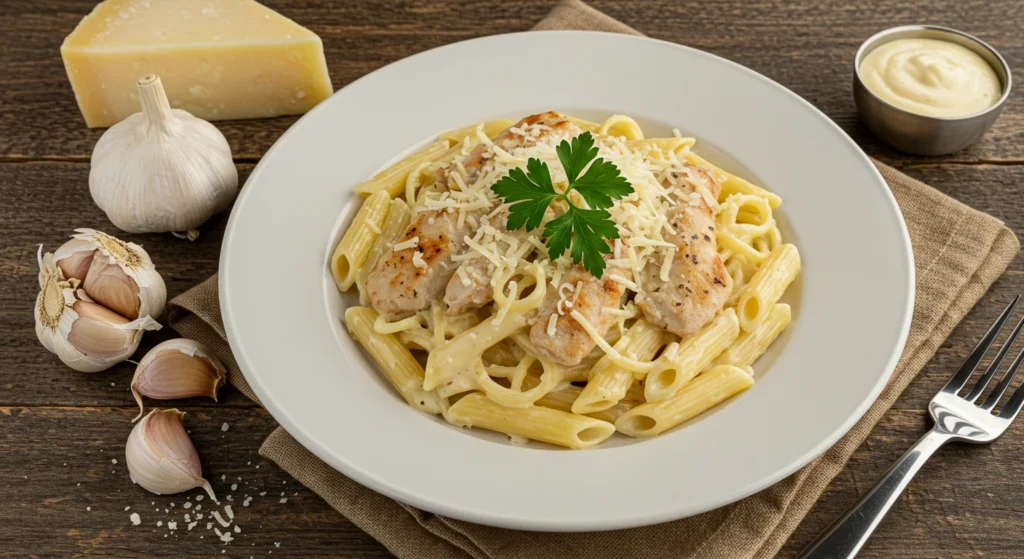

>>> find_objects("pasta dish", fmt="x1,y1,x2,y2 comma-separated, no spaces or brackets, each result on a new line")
330,112,800,449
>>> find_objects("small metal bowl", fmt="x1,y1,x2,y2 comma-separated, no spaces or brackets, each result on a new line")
853,25,1012,156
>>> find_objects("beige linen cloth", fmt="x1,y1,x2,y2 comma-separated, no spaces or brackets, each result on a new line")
167,2,1020,557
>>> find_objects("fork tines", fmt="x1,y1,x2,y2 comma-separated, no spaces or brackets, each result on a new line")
943,295,1024,420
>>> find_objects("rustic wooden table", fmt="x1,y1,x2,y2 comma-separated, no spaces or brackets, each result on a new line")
2,1,1022,557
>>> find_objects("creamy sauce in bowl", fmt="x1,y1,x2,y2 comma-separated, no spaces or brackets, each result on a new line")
859,38,1002,118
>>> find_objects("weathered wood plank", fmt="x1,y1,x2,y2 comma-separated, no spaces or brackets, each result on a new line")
0,0,1021,163
0,406,392,558
1,405,1021,558
783,406,1024,558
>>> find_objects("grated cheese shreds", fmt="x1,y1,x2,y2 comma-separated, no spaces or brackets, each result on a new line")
393,237,419,252
607,274,638,291
546,314,559,336
412,251,427,269
464,236,502,268
660,248,675,282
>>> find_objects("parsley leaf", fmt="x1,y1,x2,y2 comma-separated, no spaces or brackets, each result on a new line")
490,131,632,278
556,132,599,184
544,206,618,278
570,158,633,210
491,159,557,231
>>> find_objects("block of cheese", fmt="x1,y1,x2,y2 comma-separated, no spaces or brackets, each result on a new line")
61,0,333,128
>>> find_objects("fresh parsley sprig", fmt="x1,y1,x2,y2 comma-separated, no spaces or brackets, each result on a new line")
490,132,632,278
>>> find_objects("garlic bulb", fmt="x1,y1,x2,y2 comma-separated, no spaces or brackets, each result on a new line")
53,228,166,320
89,74,238,238
35,249,161,372
132,339,228,421
125,409,216,500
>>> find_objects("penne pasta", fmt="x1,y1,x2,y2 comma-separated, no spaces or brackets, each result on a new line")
644,308,740,402
355,198,411,305
344,307,441,415
563,114,602,133
715,304,792,368
447,393,616,449
736,244,801,332
354,139,449,198
616,365,754,437
439,119,516,143
423,311,530,391
529,377,640,424
572,319,665,414
331,191,390,292
681,151,782,208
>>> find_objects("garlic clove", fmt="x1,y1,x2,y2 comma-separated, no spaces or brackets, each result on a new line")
67,299,138,359
83,253,141,320
72,228,167,319
131,339,227,421
89,75,238,236
35,247,161,373
125,409,216,501
53,238,97,282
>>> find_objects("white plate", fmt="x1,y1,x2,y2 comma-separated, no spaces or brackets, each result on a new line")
221,31,914,531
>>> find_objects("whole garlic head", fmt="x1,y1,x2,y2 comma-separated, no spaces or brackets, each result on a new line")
35,248,160,372
125,409,216,500
90,74,238,238
53,228,167,320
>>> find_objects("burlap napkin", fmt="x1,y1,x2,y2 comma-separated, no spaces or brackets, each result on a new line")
168,2,1020,557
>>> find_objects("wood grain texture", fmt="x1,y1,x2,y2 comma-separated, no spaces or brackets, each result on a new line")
0,0,1022,557
1,0,1022,163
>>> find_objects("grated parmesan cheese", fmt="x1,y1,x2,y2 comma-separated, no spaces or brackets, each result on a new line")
392,237,419,252
660,248,675,282
412,250,427,269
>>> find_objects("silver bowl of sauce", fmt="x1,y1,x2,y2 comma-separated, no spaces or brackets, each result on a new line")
853,25,1012,155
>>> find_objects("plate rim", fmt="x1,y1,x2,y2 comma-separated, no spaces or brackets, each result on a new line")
220,29,916,531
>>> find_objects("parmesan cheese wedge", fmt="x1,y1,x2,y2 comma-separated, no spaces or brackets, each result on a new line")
61,0,333,127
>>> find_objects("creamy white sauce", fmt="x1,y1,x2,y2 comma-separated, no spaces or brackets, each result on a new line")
860,38,1001,118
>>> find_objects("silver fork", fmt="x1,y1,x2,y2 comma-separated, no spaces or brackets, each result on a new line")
798,295,1024,558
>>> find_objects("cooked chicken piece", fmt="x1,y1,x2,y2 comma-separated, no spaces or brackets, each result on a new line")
442,210,530,316
366,210,470,318
529,260,630,367
637,164,732,338
435,111,580,189
442,113,580,315
368,111,579,318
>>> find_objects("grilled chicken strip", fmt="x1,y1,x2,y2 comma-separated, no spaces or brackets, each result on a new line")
366,210,470,317
442,113,580,315
367,111,578,318
442,210,529,315
529,260,630,367
637,164,732,338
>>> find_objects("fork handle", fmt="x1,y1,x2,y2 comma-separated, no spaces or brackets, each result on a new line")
797,429,951,558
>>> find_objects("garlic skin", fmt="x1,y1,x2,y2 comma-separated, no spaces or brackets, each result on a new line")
132,339,228,421
35,248,161,372
53,228,166,320
125,409,216,501
89,74,238,237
